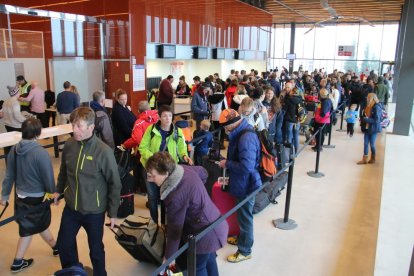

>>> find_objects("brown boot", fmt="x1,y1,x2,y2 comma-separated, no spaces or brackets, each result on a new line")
357,155,369,165
368,154,376,164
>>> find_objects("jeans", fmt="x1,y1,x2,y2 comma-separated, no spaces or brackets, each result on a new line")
363,132,378,156
196,253,219,276
146,181,165,224
236,196,255,256
275,110,285,144
57,206,106,276
285,122,300,153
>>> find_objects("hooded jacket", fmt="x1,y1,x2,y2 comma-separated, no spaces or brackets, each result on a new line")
283,94,303,123
2,96,26,128
90,101,115,149
123,110,159,150
226,119,262,197
111,101,136,146
238,106,265,131
56,135,121,217
161,165,228,258
2,140,55,201
375,80,390,105
191,89,209,122
139,122,188,167
208,92,227,122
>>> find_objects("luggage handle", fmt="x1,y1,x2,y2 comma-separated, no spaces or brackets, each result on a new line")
105,223,126,237
0,201,9,219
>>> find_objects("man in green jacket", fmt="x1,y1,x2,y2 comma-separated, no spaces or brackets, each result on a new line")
374,76,390,106
54,107,121,276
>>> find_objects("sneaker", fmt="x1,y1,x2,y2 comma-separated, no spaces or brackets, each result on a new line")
227,252,252,263
52,246,59,257
10,258,34,273
227,236,238,245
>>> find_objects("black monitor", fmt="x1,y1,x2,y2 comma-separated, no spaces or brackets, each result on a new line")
213,48,225,59
235,50,245,60
193,47,208,59
157,45,176,58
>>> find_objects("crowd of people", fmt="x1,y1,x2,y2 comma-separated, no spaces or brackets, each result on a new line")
0,65,390,275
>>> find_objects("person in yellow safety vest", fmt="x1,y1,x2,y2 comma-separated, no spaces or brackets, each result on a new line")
147,88,158,110
16,75,31,112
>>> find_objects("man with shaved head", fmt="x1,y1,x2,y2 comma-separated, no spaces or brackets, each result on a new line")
19,81,48,127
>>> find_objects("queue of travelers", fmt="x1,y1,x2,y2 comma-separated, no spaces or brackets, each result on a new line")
0,66,390,275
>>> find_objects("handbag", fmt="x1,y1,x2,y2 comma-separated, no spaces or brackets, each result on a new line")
13,147,51,237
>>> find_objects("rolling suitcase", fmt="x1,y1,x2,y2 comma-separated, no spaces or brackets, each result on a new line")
117,172,135,218
211,169,240,237
253,172,288,214
108,215,165,265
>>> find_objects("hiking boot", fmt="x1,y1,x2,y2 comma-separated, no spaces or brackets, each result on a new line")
357,155,369,165
52,246,59,257
368,154,376,164
10,258,33,273
227,236,238,245
227,252,252,263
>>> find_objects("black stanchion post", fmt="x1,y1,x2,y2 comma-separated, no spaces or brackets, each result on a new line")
273,147,298,230
307,125,325,178
187,235,196,276
337,102,347,132
324,113,336,149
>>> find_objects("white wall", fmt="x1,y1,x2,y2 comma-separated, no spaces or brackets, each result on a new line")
0,58,47,101
49,58,104,103
146,59,266,87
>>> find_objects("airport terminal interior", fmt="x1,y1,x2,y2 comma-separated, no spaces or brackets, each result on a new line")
0,0,413,275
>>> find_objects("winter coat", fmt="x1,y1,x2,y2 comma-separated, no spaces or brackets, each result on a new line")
175,84,191,96
225,86,237,107
314,98,332,124
345,110,358,124
193,130,213,156
139,122,188,167
208,93,227,122
226,119,262,198
2,140,56,202
161,165,228,258
268,79,281,96
283,94,303,123
238,106,265,131
362,103,382,134
56,134,121,217
375,81,390,105
158,79,174,105
191,91,209,122
111,101,137,146
123,110,159,150
90,101,115,149
2,97,26,128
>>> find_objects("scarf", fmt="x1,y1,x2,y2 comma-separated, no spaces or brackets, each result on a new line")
160,165,184,200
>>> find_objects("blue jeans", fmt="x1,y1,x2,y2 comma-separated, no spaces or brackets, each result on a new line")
285,122,300,153
146,181,165,224
196,252,219,276
275,110,285,144
363,132,378,155
236,196,255,256
57,206,106,276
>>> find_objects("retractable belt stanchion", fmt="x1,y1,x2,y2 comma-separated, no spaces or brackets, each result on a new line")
273,146,298,230
324,113,336,149
337,102,347,132
187,235,196,276
307,125,325,178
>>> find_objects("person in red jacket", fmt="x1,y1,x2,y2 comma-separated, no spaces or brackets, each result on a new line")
120,101,159,193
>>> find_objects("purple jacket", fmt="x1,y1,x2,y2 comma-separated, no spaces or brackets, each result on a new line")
161,165,228,258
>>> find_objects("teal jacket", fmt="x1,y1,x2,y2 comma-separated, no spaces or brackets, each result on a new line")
139,122,188,167
56,135,121,218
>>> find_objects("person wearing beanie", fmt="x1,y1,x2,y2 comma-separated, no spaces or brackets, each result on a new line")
218,109,262,263
2,86,27,133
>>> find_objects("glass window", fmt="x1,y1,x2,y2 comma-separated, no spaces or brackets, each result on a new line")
314,25,336,59
357,24,383,60
271,24,290,58
51,19,63,56
154,17,160,43
295,24,315,59
243,27,250,50
76,21,83,56
64,20,75,56
381,24,398,61
335,24,359,60
250,26,258,51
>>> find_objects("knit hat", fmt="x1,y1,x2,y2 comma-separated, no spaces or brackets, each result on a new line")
219,109,241,126
7,85,19,97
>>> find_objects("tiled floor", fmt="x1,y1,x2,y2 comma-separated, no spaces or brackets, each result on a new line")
0,111,412,276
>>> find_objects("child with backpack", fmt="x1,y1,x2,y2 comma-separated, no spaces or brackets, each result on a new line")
345,104,358,137
193,120,213,166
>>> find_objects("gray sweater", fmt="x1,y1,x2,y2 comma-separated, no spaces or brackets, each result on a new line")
1,140,56,201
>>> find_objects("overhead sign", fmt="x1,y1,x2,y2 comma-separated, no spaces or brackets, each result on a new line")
338,45,355,57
